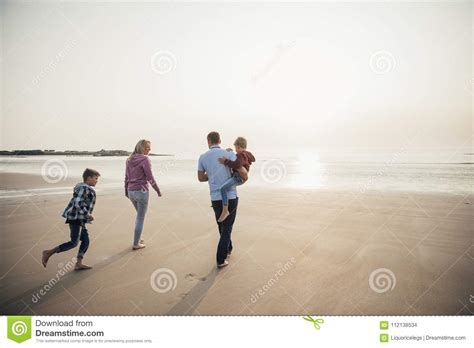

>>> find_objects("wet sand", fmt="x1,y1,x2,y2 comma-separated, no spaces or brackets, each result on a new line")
0,173,473,315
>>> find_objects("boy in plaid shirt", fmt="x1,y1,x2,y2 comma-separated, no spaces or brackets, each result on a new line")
42,168,100,271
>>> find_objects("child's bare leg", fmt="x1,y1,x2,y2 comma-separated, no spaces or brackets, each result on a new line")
75,256,92,271
218,205,230,223
219,176,237,223
42,248,58,267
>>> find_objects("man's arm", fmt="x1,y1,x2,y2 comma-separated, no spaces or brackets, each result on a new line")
197,171,208,182
197,155,208,182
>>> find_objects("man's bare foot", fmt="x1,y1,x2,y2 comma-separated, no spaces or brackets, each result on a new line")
42,250,53,268
74,263,92,271
217,260,229,268
218,210,230,223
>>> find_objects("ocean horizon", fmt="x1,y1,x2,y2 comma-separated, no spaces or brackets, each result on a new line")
1,149,472,199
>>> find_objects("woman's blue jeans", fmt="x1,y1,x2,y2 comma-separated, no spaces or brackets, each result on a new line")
128,190,149,245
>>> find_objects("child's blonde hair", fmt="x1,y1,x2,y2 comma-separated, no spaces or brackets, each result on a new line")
234,137,247,149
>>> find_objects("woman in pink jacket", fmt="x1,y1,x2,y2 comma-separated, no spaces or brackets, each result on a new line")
125,139,162,250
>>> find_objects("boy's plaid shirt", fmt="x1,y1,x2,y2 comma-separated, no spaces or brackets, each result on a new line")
62,183,96,222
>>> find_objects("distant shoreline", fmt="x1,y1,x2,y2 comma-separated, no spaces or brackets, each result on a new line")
0,149,174,157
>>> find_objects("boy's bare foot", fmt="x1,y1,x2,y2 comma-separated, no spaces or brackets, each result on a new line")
74,264,92,271
42,250,53,268
218,210,230,223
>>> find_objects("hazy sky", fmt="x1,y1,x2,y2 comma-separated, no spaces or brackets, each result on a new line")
1,0,472,158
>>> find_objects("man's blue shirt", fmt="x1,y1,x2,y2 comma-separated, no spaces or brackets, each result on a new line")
198,145,238,201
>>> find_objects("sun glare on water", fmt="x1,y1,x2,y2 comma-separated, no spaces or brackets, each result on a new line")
290,152,327,189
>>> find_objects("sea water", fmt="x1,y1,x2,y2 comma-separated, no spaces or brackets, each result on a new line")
0,149,472,199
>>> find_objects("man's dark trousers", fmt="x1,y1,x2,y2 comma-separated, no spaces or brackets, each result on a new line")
211,197,238,265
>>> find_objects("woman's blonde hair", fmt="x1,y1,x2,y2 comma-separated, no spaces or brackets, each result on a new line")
128,139,151,160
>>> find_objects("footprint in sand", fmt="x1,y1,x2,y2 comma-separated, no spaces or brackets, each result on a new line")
185,273,206,282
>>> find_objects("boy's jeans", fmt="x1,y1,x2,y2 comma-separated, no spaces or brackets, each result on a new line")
57,221,89,258
220,173,244,206
128,190,149,245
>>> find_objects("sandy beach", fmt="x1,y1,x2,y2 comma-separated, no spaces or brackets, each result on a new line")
0,172,472,315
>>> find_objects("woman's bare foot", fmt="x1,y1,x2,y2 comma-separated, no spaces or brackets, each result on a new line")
132,243,146,250
218,208,230,223
42,250,55,268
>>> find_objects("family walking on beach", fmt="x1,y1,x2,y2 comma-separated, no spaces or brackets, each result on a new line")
42,131,255,270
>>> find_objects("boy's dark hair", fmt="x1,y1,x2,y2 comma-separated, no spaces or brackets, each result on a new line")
207,131,220,145
83,168,101,181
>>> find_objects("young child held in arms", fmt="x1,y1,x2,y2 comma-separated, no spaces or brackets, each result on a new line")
217,137,255,222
